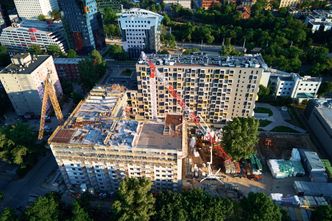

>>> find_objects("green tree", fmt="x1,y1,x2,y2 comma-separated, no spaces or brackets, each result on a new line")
222,117,259,160
67,49,77,58
104,24,120,38
112,177,155,221
258,85,271,100
50,10,61,20
0,46,11,67
47,45,64,57
0,208,17,221
154,189,235,221
37,14,46,21
28,45,43,55
311,205,332,221
240,192,282,221
90,49,103,65
69,201,92,221
318,81,332,97
25,193,60,221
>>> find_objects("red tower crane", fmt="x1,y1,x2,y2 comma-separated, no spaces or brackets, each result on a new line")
141,52,232,165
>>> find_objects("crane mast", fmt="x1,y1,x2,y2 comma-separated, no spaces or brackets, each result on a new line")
141,52,232,179
38,71,63,140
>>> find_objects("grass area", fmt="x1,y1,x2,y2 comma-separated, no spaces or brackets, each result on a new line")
254,107,273,116
287,106,306,129
259,120,272,127
271,126,299,133
121,69,133,76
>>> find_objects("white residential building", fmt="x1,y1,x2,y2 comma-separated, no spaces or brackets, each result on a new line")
163,0,191,9
305,10,332,33
0,53,62,116
49,85,187,192
118,8,163,58
279,0,300,8
13,0,59,20
0,20,67,53
272,73,321,100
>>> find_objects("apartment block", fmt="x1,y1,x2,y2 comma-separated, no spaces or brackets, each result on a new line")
118,8,163,58
58,0,105,54
128,54,264,125
271,73,321,100
279,0,300,8
54,58,83,80
305,10,332,33
163,0,192,9
0,20,67,53
13,0,59,19
49,85,187,192
0,53,62,116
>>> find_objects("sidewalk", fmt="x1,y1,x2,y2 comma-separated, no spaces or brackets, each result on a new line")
255,103,306,133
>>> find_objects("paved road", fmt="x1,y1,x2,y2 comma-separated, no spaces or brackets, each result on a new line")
0,152,58,210
255,103,306,133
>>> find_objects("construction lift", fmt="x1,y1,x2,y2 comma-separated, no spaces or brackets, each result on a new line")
141,52,232,183
38,70,63,140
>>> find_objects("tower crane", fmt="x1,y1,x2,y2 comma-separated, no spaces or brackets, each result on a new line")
141,52,232,182
38,70,63,140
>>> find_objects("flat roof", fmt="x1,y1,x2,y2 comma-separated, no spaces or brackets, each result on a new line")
317,108,332,130
136,123,181,150
138,53,267,69
54,58,83,64
0,55,49,75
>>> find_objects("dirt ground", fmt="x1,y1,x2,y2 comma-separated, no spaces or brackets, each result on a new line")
257,133,317,160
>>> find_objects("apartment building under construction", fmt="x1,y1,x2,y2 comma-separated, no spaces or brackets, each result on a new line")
48,85,187,192
127,54,265,126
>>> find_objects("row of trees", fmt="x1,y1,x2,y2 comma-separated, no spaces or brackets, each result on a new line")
0,178,298,221
160,2,332,75
28,44,77,58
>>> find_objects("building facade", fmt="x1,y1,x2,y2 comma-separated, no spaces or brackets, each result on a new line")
54,58,83,80
305,10,332,33
305,99,332,161
13,0,59,19
49,85,187,192
163,0,192,9
0,53,62,116
58,0,105,54
271,73,321,100
127,54,264,125
0,20,67,53
200,0,220,9
279,0,300,8
118,8,163,58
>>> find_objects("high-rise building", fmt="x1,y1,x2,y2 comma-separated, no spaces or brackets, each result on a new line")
0,53,62,116
163,0,191,9
48,85,187,192
279,0,300,8
128,54,265,126
13,0,59,19
0,20,67,53
58,0,105,54
118,8,163,58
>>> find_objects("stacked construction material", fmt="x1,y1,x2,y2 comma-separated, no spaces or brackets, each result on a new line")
224,161,240,174
250,154,263,175
294,181,332,198
268,159,305,178
271,193,328,208
271,193,300,206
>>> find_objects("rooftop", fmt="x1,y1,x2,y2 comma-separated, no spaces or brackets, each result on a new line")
119,8,163,19
5,20,63,32
138,53,268,69
54,58,83,65
312,99,332,130
0,54,49,75
49,85,182,151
